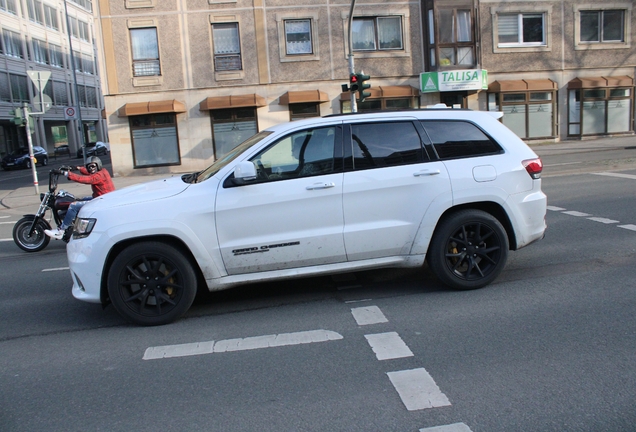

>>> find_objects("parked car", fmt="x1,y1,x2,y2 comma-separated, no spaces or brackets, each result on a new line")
68,109,547,326
77,142,109,158
54,145,70,156
1,146,49,170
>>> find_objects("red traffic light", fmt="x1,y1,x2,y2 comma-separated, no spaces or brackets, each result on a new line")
350,74,358,83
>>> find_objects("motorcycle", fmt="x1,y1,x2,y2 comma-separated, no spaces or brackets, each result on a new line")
13,166,77,252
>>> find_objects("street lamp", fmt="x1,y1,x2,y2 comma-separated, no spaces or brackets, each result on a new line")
63,0,87,165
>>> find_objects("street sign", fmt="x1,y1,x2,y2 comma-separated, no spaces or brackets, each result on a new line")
420,69,488,93
27,71,51,88
65,106,77,120
33,94,53,113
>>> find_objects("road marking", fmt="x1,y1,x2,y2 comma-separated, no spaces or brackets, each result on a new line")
562,211,591,217
544,161,582,167
42,267,70,272
618,224,636,232
593,172,636,180
365,332,413,360
0,221,16,224
0,238,13,242
547,206,566,211
143,329,343,360
387,368,451,411
588,217,619,224
351,306,388,325
420,423,473,432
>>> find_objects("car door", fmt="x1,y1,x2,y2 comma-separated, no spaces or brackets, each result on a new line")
215,125,346,275
342,120,452,261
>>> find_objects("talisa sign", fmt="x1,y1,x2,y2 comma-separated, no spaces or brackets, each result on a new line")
420,70,488,93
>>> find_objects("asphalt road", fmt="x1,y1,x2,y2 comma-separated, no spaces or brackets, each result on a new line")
1,143,636,431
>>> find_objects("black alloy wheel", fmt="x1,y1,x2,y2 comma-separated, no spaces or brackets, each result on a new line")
13,217,51,252
108,242,198,326
428,210,508,290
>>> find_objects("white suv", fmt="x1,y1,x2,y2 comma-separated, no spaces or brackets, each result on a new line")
68,109,546,325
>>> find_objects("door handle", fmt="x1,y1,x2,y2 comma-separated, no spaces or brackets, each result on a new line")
413,169,441,177
306,182,336,190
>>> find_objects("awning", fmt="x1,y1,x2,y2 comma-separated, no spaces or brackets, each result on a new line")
117,99,186,117
568,76,634,89
339,85,419,100
199,94,266,110
488,79,557,92
279,90,328,105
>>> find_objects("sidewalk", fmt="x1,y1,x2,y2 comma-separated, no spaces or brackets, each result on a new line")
1,134,635,213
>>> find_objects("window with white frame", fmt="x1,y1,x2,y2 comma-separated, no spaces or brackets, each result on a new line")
285,19,312,55
44,4,58,30
212,23,241,71
0,0,17,15
497,13,545,46
49,44,64,67
2,29,23,58
27,0,44,25
352,16,403,51
32,39,48,64
580,10,625,43
130,27,161,76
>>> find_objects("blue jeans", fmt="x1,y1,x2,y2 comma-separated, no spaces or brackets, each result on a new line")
60,197,92,230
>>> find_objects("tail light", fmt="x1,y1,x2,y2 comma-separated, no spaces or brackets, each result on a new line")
522,158,543,179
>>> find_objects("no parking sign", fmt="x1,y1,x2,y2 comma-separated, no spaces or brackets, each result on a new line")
64,107,77,120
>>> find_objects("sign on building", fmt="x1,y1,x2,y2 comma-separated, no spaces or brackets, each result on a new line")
420,70,488,93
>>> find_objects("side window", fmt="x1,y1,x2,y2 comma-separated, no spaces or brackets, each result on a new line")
347,121,425,170
420,121,502,160
251,126,337,182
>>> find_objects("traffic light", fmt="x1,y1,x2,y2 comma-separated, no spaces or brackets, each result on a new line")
356,72,371,103
9,108,24,126
349,73,359,93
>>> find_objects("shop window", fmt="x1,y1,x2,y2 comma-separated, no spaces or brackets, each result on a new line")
130,113,181,168
489,89,556,139
580,10,624,43
568,87,633,136
289,103,320,121
497,13,545,46
352,16,403,51
285,19,312,55
130,28,160,77
212,23,241,71
0,0,18,15
210,108,257,159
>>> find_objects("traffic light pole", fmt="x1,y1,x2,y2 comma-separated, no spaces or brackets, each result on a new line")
23,104,40,195
347,0,357,113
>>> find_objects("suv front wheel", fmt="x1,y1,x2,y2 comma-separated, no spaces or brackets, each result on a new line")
428,209,509,290
107,241,198,325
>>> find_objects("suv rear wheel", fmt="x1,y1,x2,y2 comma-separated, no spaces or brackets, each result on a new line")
107,241,197,325
428,209,508,290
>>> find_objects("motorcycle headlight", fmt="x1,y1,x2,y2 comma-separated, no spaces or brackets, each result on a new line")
73,218,96,239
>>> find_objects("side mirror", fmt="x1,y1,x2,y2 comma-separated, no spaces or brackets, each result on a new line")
232,161,257,185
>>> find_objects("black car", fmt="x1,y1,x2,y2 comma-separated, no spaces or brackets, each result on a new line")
77,142,109,158
54,145,70,156
1,146,49,170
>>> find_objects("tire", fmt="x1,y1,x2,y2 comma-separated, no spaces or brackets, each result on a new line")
25,160,31,169
427,210,508,290
42,157,48,166
107,241,198,326
13,217,51,252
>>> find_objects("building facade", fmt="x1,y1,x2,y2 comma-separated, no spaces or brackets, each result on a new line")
0,0,107,161
95,0,635,177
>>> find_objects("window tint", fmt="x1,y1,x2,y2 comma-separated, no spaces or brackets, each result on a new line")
347,122,425,170
421,121,501,159
251,126,337,182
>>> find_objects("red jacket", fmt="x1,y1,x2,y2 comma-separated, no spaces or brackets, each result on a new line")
68,167,115,198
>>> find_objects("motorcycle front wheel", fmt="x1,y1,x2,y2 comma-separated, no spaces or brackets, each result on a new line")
13,216,51,252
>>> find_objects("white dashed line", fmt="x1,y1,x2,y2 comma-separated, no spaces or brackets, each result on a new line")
42,267,70,272
143,329,343,360
351,306,388,325
592,172,636,180
588,217,619,224
618,224,636,232
387,368,451,411
420,423,473,432
0,221,16,224
547,206,566,211
365,332,414,360
0,238,13,242
562,211,591,217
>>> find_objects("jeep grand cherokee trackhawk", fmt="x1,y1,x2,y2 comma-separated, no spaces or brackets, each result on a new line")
68,109,546,325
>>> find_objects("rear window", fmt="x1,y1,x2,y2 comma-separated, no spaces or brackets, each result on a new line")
420,121,502,160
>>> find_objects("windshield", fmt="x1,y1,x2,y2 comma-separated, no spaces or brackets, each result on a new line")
195,131,273,182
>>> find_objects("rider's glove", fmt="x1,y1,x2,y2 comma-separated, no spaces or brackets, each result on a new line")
64,170,69,177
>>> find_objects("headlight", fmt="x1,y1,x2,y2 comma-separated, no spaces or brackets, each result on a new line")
73,218,96,239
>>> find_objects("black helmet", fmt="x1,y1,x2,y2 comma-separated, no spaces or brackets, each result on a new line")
86,156,102,171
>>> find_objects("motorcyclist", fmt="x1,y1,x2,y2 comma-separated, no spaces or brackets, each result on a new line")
44,156,115,240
